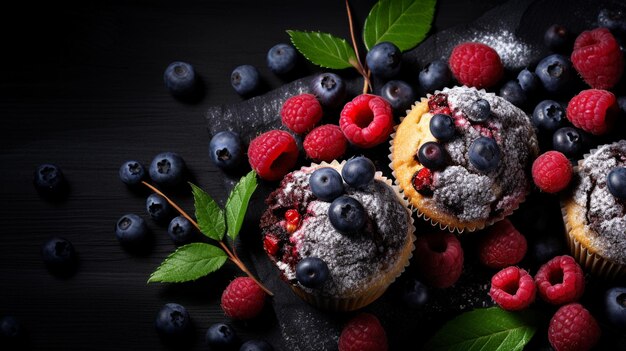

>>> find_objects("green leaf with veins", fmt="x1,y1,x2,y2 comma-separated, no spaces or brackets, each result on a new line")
190,182,225,241
225,171,257,241
148,243,228,283
287,30,358,69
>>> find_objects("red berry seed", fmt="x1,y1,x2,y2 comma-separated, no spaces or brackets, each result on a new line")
340,94,394,148
535,255,585,305
548,303,601,351
281,93,323,134
448,42,504,89
489,266,536,311
303,124,348,162
479,219,527,269
532,151,573,193
571,28,624,90
284,209,300,233
263,234,280,256
221,277,266,320
338,313,388,351
414,232,464,288
248,130,299,181
566,88,619,136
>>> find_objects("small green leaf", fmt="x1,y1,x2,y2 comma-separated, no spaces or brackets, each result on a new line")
190,183,225,241
148,243,227,283
287,30,357,69
424,307,538,351
363,0,436,51
225,171,257,241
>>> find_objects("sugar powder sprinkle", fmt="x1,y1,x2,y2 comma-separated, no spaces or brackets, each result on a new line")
468,30,534,69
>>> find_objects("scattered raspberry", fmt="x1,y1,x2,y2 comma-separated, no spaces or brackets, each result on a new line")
221,277,266,320
414,232,464,288
340,94,394,148
566,89,619,135
248,130,299,181
535,255,585,305
338,313,388,351
284,209,301,233
548,303,601,351
281,93,323,134
412,168,434,195
478,219,527,269
532,151,573,193
303,124,347,162
489,266,536,311
263,234,280,256
571,28,624,89
448,42,503,89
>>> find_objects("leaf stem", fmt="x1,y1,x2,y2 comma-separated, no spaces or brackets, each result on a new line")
345,0,371,93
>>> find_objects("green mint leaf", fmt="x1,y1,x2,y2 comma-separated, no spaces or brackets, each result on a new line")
225,170,257,241
424,307,539,351
148,243,228,283
363,0,436,51
190,183,225,241
287,30,357,69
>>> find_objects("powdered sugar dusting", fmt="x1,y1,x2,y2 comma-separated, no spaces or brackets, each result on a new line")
279,310,340,351
468,30,535,69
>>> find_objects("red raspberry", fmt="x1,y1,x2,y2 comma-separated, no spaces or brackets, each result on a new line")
414,232,464,288
412,168,434,195
248,130,299,181
263,234,280,256
535,255,585,305
489,266,536,311
448,42,503,89
571,28,624,89
284,209,301,233
303,124,347,162
478,219,527,269
566,89,619,135
548,303,601,351
532,151,573,193
340,94,394,148
281,93,323,134
338,313,388,351
221,277,266,320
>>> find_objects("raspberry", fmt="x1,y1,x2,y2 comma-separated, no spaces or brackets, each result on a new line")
535,255,585,305
338,313,388,351
284,209,301,233
414,232,464,288
478,219,527,269
489,266,536,311
532,151,573,193
303,124,347,162
412,167,434,195
281,93,323,134
566,89,619,135
448,42,504,89
248,130,299,181
548,303,600,351
340,94,394,148
263,234,280,256
571,28,624,89
220,277,266,320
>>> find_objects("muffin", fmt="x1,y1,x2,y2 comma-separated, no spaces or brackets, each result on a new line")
259,159,414,311
562,140,626,279
390,86,539,232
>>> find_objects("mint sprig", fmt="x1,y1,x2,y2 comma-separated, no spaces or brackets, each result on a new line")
190,183,225,241
225,170,257,241
287,31,357,70
148,243,228,283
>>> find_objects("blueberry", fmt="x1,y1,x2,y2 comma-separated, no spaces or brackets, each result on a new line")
41,236,76,269
328,196,366,234
607,167,626,200
401,278,429,309
380,80,416,114
0,316,23,341
535,54,573,94
146,193,173,223
33,163,67,198
310,168,344,202
341,156,376,189
295,257,330,289
366,42,401,79
206,323,239,350
266,43,297,75
429,114,455,141
598,8,626,38
115,213,149,245
605,287,626,328
417,142,447,170
209,131,243,170
168,216,194,245
619,96,626,115
499,80,527,107
231,65,260,96
163,61,196,96
149,152,186,187
119,160,146,186
532,236,564,265
469,137,501,172
517,68,540,94
467,99,491,122
309,72,346,109
155,303,190,338
544,24,572,53
532,100,565,132
552,127,585,159
240,339,274,351
418,59,451,93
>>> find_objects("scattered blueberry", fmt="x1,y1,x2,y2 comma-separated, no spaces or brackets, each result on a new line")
417,142,447,170
366,42,401,79
605,287,626,328
146,193,173,223
310,168,344,202
309,72,346,109
619,96,626,115
206,323,239,350
33,163,67,198
607,167,626,200
469,137,501,172
380,80,416,114
328,196,366,234
517,68,540,94
163,61,196,96
149,152,186,187
418,59,451,93
41,236,76,270
535,54,573,94
532,100,565,132
341,156,375,189
155,303,190,338
240,339,274,351
115,214,149,245
598,8,626,39
231,65,260,96
295,257,330,289
0,316,22,341
531,235,564,265
267,43,297,75
401,278,429,309
499,80,527,107
119,160,146,186
467,99,491,122
544,24,572,53
429,114,455,141
168,216,194,245
209,131,243,170
552,127,585,159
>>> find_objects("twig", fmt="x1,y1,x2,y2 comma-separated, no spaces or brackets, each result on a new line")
345,0,371,93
